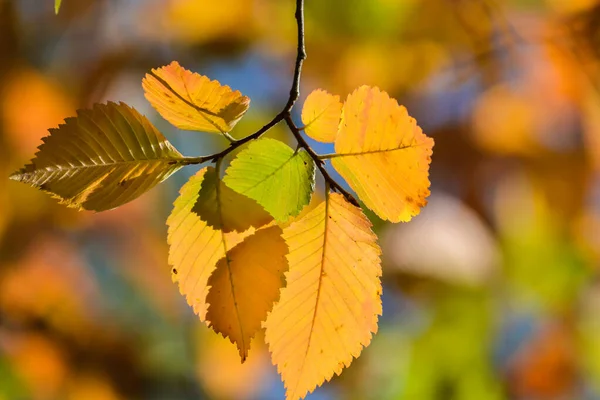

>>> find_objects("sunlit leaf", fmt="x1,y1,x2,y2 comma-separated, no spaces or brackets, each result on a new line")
142,61,250,135
206,225,288,361
55,0,62,14
264,192,382,400
167,167,271,321
223,138,315,222
301,89,342,143
9,102,185,212
194,167,273,233
331,86,434,222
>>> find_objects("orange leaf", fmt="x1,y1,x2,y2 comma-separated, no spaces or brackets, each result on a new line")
206,225,288,361
301,89,342,143
264,192,382,400
167,167,269,321
142,61,250,134
331,86,434,222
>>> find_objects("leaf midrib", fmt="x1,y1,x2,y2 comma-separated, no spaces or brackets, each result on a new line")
214,162,248,361
323,142,430,159
292,192,330,397
12,156,185,177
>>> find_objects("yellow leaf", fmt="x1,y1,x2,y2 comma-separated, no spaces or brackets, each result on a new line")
9,102,185,211
206,225,288,361
264,193,382,400
142,61,250,135
331,86,434,222
301,89,342,143
167,167,271,321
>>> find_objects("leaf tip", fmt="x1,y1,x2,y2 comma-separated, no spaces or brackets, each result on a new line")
9,171,21,181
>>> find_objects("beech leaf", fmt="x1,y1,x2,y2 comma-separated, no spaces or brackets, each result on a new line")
331,86,434,222
264,192,382,400
142,61,250,135
301,89,342,143
167,167,273,324
206,225,288,362
9,102,186,211
223,138,315,222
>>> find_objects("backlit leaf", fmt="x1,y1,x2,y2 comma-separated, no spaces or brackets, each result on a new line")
9,102,185,211
55,0,62,14
142,61,250,135
193,167,273,233
331,86,434,222
223,138,315,222
167,167,272,322
264,192,382,400
301,89,342,143
206,225,288,361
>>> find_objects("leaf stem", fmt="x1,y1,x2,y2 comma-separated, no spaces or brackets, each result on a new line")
318,153,337,160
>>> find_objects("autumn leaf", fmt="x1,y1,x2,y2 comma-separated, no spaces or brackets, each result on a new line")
223,138,315,222
206,225,288,361
142,61,250,135
9,102,186,211
193,167,273,233
167,166,272,324
301,89,342,143
264,192,382,400
330,85,434,222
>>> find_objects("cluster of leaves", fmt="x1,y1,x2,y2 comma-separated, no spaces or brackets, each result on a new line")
9,57,433,399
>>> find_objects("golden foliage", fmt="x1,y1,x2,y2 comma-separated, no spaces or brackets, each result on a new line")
169,167,252,321
264,193,382,400
9,102,185,211
301,89,342,143
206,226,288,361
167,167,274,321
331,86,434,222
142,61,250,135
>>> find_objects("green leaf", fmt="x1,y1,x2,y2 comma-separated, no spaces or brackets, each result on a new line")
10,102,186,211
193,166,273,233
223,138,315,222
55,0,62,14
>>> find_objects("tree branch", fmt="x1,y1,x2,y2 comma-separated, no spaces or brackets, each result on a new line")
184,0,359,207
183,0,306,165
284,115,359,207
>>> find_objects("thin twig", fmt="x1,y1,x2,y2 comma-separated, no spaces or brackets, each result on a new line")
284,115,360,207
184,0,306,165
182,0,359,208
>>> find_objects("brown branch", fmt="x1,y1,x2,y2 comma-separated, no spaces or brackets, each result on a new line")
284,115,359,207
185,0,306,164
184,0,360,208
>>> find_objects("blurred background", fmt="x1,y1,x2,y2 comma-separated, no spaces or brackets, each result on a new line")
1,0,600,399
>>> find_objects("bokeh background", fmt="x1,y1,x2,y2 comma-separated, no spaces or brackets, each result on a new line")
1,0,600,399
